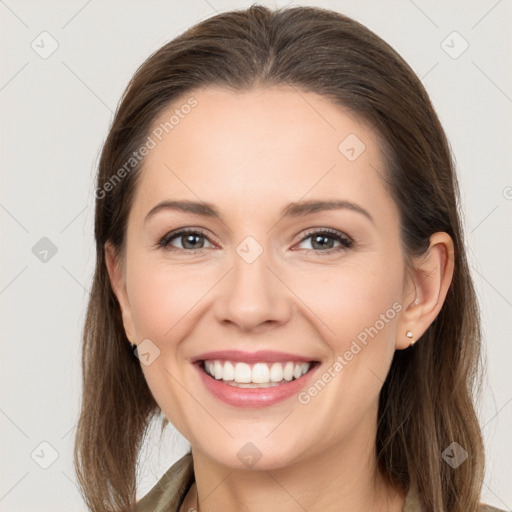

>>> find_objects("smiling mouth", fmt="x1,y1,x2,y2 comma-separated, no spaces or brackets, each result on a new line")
199,359,318,388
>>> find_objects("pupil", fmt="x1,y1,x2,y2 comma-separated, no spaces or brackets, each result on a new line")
313,235,333,250
184,234,202,249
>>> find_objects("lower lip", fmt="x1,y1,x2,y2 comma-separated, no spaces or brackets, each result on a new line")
194,362,319,408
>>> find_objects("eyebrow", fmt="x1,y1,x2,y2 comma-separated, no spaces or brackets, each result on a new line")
144,199,374,225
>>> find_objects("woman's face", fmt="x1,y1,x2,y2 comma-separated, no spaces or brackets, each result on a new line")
109,86,416,470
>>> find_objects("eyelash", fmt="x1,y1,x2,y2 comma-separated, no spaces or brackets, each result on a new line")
157,227,354,255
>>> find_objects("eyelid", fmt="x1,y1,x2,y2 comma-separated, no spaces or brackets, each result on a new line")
293,227,354,252
156,227,216,251
296,227,353,243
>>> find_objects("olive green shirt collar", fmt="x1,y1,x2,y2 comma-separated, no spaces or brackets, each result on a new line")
135,453,504,512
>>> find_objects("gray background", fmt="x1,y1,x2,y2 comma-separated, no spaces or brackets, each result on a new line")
1,1,511,510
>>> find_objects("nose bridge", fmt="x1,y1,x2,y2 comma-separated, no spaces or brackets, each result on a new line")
213,235,290,331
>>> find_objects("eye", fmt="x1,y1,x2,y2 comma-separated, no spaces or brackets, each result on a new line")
295,228,354,254
157,228,214,252
157,227,354,255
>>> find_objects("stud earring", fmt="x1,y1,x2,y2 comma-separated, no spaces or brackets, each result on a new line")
406,330,416,346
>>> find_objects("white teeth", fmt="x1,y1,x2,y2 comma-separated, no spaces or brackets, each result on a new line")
234,362,252,383
251,363,270,383
203,359,311,385
214,360,223,380
223,361,235,381
269,362,284,382
283,362,294,381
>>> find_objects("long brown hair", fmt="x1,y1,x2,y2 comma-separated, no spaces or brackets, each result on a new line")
74,5,484,511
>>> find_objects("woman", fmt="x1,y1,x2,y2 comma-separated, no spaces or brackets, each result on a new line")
74,5,505,512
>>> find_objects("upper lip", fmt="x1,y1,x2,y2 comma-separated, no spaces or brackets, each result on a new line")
190,350,318,364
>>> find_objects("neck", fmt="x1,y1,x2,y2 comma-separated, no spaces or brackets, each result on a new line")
183,408,405,512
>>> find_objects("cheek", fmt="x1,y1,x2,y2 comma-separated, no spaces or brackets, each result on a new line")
127,262,207,343
291,264,402,433
294,257,403,350
292,258,402,412
126,262,207,434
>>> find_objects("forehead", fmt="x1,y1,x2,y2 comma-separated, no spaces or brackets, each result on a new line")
131,86,398,227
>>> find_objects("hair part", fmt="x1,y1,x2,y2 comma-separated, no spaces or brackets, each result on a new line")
74,5,484,511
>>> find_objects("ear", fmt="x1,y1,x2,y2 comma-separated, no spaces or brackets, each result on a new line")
395,232,455,350
104,242,137,345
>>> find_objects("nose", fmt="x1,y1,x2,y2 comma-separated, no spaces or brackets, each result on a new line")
213,243,292,333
